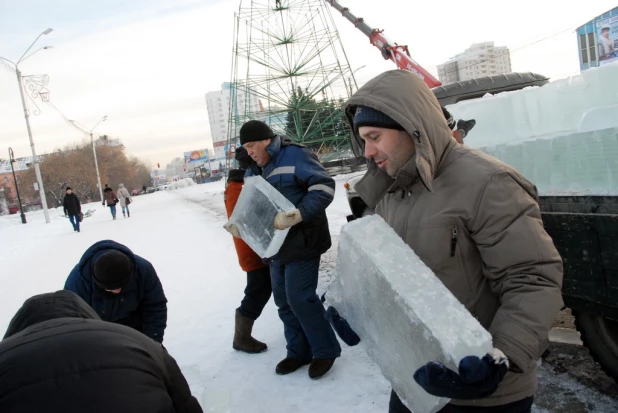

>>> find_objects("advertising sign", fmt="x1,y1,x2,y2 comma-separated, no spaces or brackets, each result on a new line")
596,15,618,65
184,149,210,163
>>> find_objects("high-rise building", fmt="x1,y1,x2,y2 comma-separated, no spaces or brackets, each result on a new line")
437,42,512,85
205,83,261,160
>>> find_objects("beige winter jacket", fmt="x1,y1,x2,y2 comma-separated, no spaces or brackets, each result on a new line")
344,70,564,407
117,185,132,208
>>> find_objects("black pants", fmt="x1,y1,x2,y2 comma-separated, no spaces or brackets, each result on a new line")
237,266,272,320
389,390,533,413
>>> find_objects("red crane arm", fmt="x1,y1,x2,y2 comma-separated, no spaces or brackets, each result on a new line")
325,0,442,88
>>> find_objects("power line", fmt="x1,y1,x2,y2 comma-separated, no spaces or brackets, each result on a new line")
439,26,574,79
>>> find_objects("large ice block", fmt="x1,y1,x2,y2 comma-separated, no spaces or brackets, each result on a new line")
480,127,618,195
328,215,493,413
448,61,618,149
229,175,295,258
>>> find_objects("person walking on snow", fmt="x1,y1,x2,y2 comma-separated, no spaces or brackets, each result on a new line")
103,184,119,220
343,69,563,412
0,290,202,413
224,120,341,380
224,146,272,354
62,186,81,232
117,183,132,218
64,240,168,343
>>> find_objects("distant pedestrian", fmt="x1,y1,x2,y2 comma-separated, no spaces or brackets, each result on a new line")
117,183,132,218
62,187,81,233
103,184,119,220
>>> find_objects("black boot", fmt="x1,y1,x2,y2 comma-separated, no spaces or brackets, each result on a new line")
233,310,267,354
308,358,336,379
275,357,311,375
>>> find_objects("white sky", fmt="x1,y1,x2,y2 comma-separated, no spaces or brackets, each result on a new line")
1,0,616,168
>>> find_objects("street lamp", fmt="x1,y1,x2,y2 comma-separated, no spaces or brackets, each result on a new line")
69,116,107,203
0,28,54,224
8,147,27,224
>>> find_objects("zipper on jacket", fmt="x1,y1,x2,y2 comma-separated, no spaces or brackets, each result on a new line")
450,226,458,257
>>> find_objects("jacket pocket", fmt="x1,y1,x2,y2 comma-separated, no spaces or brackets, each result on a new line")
405,223,473,304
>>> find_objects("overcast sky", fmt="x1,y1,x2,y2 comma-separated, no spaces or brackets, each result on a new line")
1,0,616,168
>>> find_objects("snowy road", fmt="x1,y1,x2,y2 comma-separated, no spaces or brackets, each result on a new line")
0,177,616,412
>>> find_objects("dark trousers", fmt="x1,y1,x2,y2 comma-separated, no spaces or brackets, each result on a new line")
389,390,533,413
68,214,80,231
270,257,341,360
237,266,272,320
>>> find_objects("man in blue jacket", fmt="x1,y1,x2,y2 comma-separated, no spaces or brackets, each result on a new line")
225,120,341,380
64,240,168,343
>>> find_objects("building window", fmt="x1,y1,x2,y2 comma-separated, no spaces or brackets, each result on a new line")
580,34,589,64
588,33,596,61
3,177,8,184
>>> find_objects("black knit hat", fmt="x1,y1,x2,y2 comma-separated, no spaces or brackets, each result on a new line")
239,120,275,145
93,251,133,290
353,106,405,132
235,146,254,170
66,187,72,191
442,106,456,130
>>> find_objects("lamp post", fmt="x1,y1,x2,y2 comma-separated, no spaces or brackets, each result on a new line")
8,147,27,224
1,28,54,223
69,116,107,203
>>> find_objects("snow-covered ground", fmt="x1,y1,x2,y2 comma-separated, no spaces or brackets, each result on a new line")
0,176,616,412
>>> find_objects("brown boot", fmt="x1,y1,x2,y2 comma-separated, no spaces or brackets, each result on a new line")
275,357,311,375
233,310,267,354
308,358,336,379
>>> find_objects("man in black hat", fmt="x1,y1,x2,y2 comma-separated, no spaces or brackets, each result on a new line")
64,240,168,343
224,120,341,380
62,187,81,232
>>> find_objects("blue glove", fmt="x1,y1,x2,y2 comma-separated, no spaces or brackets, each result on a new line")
325,306,361,346
413,348,509,400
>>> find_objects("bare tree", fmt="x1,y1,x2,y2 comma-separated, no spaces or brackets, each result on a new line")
21,140,153,208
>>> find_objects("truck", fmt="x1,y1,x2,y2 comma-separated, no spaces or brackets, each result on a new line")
327,0,618,380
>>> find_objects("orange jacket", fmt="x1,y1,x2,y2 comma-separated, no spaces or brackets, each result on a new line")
224,181,267,272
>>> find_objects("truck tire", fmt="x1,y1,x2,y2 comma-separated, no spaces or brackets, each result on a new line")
573,310,618,380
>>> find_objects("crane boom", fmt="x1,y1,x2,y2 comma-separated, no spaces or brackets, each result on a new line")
325,0,441,88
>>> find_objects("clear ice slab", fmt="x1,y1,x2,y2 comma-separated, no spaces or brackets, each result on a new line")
229,175,295,258
327,215,493,413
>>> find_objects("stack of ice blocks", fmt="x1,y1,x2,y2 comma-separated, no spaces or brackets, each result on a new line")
447,62,618,195
228,175,295,258
328,215,493,413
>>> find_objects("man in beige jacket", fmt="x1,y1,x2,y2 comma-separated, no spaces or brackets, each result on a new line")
344,70,564,412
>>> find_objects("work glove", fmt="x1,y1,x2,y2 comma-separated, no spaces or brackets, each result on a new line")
235,147,255,170
223,222,241,238
274,209,303,230
456,119,476,138
227,169,245,183
413,348,509,400
325,306,361,346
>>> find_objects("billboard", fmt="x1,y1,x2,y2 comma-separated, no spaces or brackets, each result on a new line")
596,15,618,65
184,149,209,163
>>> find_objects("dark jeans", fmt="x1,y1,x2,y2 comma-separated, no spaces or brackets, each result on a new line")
389,390,533,413
68,214,80,231
237,266,272,320
270,257,341,360
109,205,117,217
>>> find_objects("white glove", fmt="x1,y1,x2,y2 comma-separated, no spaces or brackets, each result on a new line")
223,222,241,238
274,209,303,230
